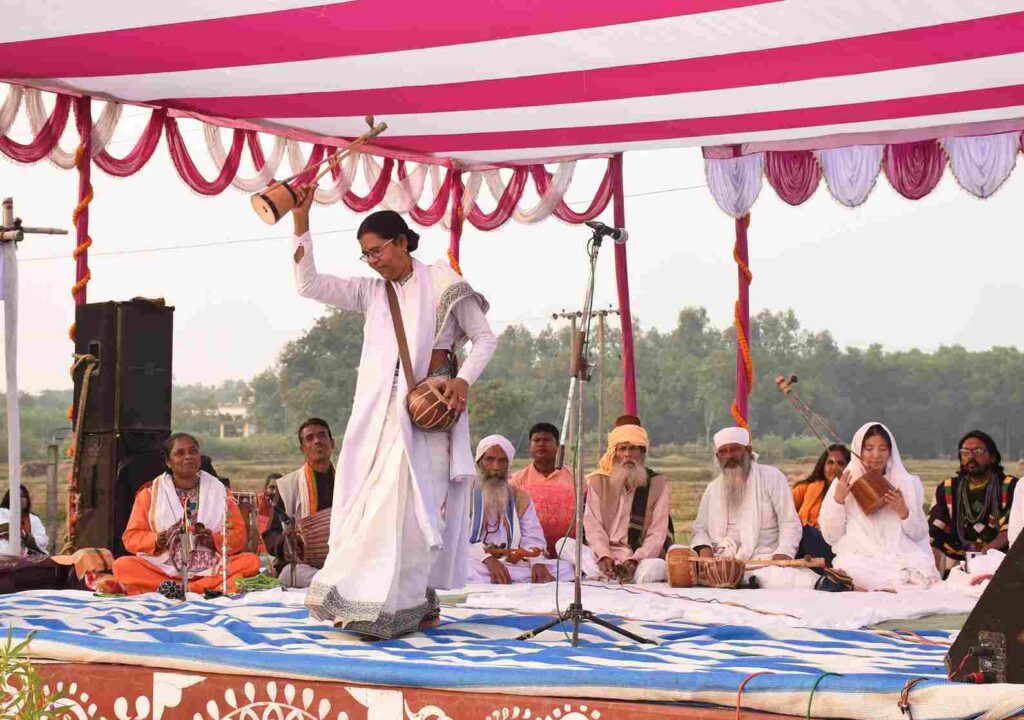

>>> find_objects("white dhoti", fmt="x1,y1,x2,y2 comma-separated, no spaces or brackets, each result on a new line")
555,538,666,583
306,389,444,638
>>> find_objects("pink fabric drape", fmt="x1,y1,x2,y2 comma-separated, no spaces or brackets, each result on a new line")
764,151,820,205
165,117,244,195
533,160,616,223
292,143,326,187
610,154,637,417
246,130,267,169
0,93,71,164
405,162,452,226
449,168,464,272
94,108,165,176
467,167,528,230
883,140,945,200
73,97,92,305
343,156,393,212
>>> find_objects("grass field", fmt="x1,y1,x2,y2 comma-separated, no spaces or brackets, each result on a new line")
8,447,960,548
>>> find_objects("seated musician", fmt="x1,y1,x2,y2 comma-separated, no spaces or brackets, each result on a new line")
113,433,259,596
819,422,939,591
691,427,836,590
262,418,336,588
928,430,1017,570
467,435,555,584
0,486,49,556
557,420,672,584
792,444,850,565
510,422,575,558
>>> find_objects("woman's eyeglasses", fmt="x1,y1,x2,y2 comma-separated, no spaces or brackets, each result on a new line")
359,238,394,263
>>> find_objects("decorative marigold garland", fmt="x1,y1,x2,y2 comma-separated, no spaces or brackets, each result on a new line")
731,213,753,429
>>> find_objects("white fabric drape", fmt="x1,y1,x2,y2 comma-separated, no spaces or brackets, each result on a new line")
705,154,764,218
0,85,23,137
204,124,285,192
513,162,574,224
25,89,121,169
285,140,365,205
816,145,883,207
942,132,1019,199
1,238,20,555
362,155,428,213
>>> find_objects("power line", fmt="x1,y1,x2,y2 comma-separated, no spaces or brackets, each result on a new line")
17,183,709,263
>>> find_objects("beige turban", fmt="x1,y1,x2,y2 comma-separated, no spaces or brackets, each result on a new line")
598,424,650,475
713,426,751,450
475,434,516,464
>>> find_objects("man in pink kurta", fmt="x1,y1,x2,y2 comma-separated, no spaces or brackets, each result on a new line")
510,422,575,558
557,423,672,584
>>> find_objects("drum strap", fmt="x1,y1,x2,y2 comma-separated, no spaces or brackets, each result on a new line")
385,282,417,390
627,469,675,557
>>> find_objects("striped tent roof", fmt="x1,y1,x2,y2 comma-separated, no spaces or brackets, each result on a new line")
2,1,1023,168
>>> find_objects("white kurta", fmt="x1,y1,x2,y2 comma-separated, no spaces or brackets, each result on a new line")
465,484,554,583
294,231,495,638
0,510,48,555
818,422,939,592
691,462,816,589
1009,486,1024,548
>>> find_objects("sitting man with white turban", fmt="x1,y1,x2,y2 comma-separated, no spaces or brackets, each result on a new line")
691,427,843,591
557,420,673,584
467,435,556,584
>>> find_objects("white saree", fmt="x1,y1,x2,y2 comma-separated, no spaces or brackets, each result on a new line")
292,232,494,638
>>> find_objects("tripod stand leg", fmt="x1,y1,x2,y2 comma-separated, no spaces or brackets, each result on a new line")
515,613,569,641
582,611,656,644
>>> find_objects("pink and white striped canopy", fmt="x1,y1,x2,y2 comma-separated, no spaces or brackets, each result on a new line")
2,1,1024,168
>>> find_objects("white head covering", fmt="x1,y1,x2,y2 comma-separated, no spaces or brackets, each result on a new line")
475,435,515,464
713,427,751,450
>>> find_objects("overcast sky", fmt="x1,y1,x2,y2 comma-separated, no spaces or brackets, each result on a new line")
1,105,1022,393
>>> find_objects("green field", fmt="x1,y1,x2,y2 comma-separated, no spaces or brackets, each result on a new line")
8,447,959,549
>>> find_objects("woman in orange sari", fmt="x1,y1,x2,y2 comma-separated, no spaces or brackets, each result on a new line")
793,444,850,564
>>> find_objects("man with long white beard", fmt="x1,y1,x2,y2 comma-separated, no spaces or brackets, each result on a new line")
557,423,672,584
467,436,556,584
691,427,836,590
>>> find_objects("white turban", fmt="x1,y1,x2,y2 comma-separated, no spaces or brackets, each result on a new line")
713,427,751,450
475,435,516,464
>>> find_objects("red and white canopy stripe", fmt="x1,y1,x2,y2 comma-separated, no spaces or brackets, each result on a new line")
3,0,1024,167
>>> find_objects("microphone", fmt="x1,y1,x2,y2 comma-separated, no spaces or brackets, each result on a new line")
584,220,629,243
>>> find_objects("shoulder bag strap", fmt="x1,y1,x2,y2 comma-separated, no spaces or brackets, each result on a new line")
385,282,417,390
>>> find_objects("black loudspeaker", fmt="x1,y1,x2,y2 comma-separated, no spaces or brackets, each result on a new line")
945,538,1024,683
73,299,174,434
74,431,168,557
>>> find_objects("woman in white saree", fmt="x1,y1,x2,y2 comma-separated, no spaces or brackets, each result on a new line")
819,422,939,591
290,189,496,638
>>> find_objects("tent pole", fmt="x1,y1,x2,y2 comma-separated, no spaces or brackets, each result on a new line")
611,154,637,416
732,213,753,428
72,97,93,307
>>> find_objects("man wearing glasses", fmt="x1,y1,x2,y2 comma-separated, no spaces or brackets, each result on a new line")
928,430,1018,571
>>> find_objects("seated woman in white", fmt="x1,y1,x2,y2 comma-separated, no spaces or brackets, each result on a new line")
1010,487,1024,549
819,422,938,591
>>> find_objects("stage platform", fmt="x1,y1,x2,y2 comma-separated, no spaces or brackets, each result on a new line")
2,587,1022,720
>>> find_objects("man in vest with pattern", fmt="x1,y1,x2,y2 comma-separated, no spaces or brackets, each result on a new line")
466,435,556,584
262,418,336,587
557,417,673,584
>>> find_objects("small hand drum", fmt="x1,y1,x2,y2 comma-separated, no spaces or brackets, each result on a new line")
697,557,746,589
296,508,332,568
850,468,897,515
666,547,697,588
407,382,460,433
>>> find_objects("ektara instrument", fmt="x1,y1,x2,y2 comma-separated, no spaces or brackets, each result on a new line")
251,115,388,225
296,507,332,569
774,373,895,515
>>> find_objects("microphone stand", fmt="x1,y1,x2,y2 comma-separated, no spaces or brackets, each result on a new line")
517,227,652,647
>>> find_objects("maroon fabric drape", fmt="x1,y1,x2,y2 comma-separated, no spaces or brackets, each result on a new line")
94,108,165,177
532,160,615,223
449,168,464,272
0,94,72,164
343,156,394,212
466,167,529,230
883,140,944,200
764,150,820,205
405,162,453,226
165,118,244,195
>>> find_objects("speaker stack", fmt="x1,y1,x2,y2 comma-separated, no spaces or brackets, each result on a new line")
71,299,174,556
